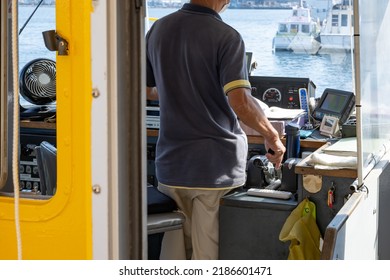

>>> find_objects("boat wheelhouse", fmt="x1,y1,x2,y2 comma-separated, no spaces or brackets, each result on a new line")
272,5,321,54
318,1,353,53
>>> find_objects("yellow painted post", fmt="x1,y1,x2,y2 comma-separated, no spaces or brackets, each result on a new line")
0,0,93,259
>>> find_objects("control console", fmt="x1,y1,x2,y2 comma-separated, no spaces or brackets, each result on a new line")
19,127,56,193
249,76,316,109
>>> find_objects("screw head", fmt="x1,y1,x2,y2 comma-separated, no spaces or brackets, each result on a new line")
92,88,100,98
92,184,101,194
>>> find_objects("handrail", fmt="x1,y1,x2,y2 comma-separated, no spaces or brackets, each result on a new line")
321,191,365,259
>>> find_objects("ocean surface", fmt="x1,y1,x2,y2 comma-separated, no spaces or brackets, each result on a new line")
18,5,56,71
147,7,354,98
18,5,354,100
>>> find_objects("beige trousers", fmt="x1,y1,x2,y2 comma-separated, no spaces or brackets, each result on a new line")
158,184,233,260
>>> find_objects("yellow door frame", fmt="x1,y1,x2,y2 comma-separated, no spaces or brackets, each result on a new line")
0,0,93,260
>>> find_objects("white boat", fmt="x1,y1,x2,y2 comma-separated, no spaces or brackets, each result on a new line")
305,0,333,23
272,4,321,54
318,0,353,53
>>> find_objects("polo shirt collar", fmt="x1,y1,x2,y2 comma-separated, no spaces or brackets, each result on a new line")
181,3,222,20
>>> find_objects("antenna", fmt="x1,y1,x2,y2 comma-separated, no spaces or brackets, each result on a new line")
19,0,44,35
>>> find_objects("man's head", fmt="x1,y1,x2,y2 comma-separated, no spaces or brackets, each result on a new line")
219,0,230,13
190,0,230,14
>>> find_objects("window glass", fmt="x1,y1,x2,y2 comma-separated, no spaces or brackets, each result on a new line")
278,24,287,33
147,4,354,97
301,24,310,33
18,2,56,108
332,14,338,26
359,0,390,177
290,24,298,33
1,1,57,196
341,14,348,27
18,2,56,196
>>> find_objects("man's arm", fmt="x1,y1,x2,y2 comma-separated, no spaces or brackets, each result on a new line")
227,87,286,169
147,86,159,101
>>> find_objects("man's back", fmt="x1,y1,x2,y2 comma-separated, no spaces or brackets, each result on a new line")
146,3,250,188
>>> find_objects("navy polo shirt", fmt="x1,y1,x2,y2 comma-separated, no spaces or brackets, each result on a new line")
146,3,251,188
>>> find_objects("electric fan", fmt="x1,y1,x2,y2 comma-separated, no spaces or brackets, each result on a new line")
19,58,56,105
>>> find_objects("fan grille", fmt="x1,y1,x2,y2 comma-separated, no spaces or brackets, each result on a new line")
20,58,56,105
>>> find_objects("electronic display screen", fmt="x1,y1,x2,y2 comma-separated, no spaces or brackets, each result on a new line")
320,92,348,113
324,117,336,128
313,88,355,124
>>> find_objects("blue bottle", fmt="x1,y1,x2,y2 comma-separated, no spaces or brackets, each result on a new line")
285,123,300,159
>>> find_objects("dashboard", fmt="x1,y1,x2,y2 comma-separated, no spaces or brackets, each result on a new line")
249,76,316,109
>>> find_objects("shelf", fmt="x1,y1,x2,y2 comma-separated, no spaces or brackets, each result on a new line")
20,121,56,130
295,143,358,179
148,129,327,150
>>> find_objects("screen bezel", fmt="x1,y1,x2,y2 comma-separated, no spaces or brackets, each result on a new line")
313,88,355,123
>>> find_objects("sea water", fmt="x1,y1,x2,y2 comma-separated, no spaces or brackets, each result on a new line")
18,5,354,100
18,5,56,71
147,8,354,98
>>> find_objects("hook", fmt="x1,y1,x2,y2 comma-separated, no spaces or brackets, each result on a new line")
42,30,69,56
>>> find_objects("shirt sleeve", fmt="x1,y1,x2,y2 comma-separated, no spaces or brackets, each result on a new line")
146,55,156,88
219,35,251,94
146,30,156,88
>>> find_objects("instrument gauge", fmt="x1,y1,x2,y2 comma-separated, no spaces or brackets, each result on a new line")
262,88,282,103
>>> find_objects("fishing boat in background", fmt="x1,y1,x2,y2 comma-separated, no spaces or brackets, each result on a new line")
318,0,353,53
305,0,332,24
272,3,321,54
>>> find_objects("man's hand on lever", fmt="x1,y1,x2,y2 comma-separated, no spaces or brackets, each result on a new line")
264,138,285,170
227,88,286,169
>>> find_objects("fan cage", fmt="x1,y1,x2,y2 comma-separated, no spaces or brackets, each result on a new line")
19,58,56,105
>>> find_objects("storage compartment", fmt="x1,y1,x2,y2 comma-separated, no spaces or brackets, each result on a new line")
219,191,297,260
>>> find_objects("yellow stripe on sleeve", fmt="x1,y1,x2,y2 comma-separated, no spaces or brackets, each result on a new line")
223,79,251,94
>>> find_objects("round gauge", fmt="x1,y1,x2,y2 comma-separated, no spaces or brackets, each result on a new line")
262,88,282,103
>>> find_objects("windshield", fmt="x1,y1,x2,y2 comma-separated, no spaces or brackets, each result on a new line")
147,4,354,97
